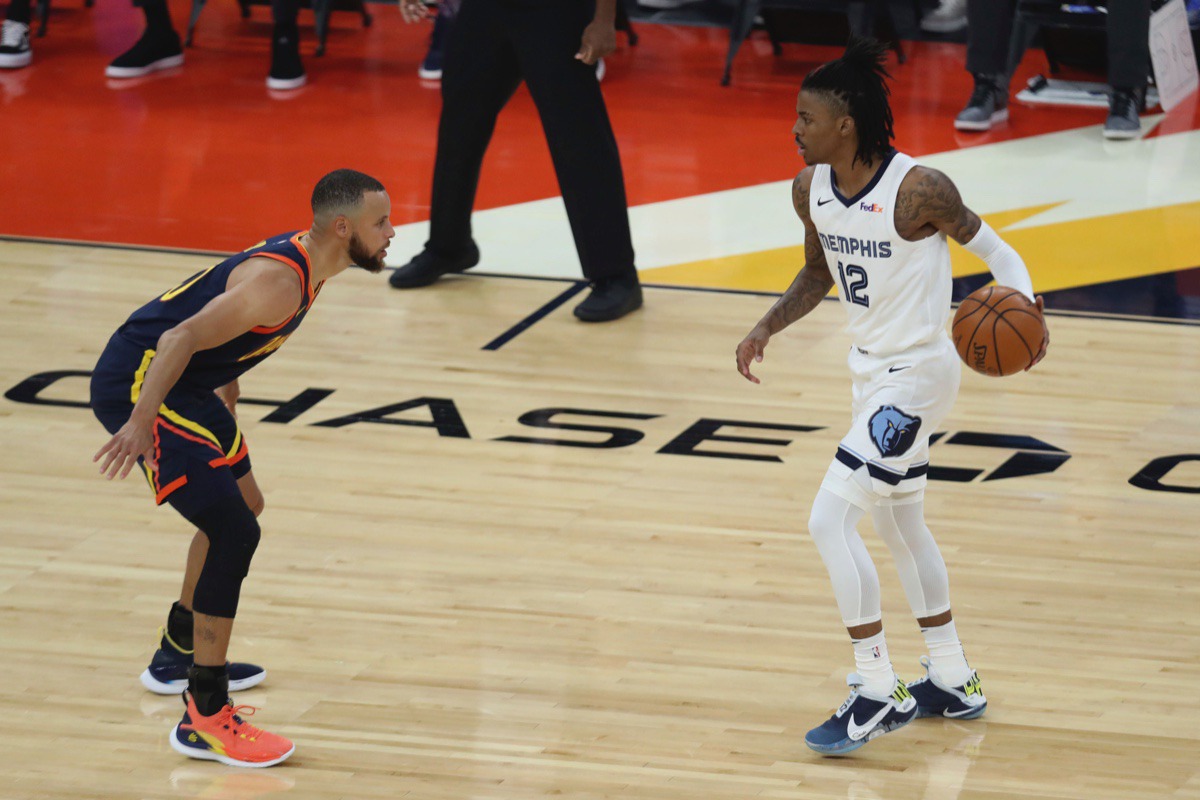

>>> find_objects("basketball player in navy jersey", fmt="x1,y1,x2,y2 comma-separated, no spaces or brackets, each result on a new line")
91,169,393,767
735,40,1047,755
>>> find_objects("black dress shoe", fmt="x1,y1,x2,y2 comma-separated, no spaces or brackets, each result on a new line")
573,276,643,322
388,243,480,289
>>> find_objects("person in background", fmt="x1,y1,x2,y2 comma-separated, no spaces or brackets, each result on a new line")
103,0,307,90
956,0,1152,139
391,0,642,322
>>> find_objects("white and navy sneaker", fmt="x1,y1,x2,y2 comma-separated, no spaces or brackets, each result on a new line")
804,673,918,755
140,627,267,695
906,657,987,719
0,20,32,69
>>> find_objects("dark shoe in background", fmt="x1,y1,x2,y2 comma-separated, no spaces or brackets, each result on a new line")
1104,86,1145,140
388,242,481,288
954,73,1008,131
106,27,184,78
418,8,451,80
573,275,643,322
267,23,306,90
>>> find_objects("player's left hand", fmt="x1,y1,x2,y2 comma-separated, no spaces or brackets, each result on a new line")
1026,295,1048,370
576,20,616,65
736,326,771,384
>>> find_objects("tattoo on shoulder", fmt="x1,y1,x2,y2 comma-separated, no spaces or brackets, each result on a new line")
896,168,979,242
792,172,810,219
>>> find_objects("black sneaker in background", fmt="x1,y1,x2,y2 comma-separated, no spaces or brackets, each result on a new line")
388,242,481,288
267,23,306,90
573,275,643,322
106,27,184,78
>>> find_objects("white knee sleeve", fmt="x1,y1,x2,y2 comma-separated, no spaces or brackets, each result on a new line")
870,492,952,619
808,475,881,627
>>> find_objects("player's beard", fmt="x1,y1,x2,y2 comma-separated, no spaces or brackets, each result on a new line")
348,233,386,274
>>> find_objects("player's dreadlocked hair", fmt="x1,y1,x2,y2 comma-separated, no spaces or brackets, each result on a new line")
801,38,895,167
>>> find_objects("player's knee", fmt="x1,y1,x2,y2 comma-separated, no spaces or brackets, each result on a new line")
226,511,261,578
807,505,831,542
188,498,262,618
807,489,850,546
191,499,261,576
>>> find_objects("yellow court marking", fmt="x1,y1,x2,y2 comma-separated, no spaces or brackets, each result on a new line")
641,202,1200,295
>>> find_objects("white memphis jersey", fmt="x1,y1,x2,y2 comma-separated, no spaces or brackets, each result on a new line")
809,151,952,356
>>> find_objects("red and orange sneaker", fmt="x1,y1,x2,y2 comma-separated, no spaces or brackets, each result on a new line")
170,691,295,768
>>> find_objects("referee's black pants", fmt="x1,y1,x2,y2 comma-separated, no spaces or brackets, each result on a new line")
427,0,637,283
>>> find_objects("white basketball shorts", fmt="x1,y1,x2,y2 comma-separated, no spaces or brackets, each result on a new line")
829,334,961,496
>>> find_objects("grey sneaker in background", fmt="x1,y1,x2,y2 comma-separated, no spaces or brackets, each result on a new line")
955,73,1008,131
1104,87,1144,140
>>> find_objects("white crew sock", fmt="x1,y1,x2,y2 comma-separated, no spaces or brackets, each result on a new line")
852,631,896,697
922,620,972,686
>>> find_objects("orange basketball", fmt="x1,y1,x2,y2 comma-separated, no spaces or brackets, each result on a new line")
952,286,1046,377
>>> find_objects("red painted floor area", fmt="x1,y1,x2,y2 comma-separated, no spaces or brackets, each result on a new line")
1,2,1192,252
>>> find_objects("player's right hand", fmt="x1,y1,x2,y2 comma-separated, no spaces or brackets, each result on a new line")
94,420,156,480
736,328,770,384
397,0,429,23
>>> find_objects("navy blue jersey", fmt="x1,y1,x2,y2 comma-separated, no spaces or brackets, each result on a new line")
116,231,322,391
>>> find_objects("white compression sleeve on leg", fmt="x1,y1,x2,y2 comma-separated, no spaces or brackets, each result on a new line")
962,220,1034,301
870,492,952,619
809,471,881,627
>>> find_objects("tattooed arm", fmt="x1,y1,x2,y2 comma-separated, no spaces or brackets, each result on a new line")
894,166,981,244
896,166,1047,368
736,168,835,384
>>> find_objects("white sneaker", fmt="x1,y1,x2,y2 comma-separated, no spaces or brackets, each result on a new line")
0,20,32,69
921,0,967,33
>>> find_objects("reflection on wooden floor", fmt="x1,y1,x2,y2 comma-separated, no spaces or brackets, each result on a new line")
2,240,1198,800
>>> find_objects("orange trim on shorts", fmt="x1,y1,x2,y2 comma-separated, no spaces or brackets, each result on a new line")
157,417,226,456
155,475,189,504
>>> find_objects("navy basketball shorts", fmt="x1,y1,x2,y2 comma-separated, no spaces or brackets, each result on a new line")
830,335,961,497
90,334,252,519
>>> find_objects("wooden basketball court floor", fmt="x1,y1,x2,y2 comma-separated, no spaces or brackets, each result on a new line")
2,4,1200,799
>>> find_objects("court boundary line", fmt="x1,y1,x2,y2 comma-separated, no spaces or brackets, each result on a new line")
2,234,1197,328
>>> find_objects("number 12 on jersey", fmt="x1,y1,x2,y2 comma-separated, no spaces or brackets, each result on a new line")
837,261,869,308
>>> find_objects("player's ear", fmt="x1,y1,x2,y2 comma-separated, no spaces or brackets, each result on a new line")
333,214,351,239
839,114,855,138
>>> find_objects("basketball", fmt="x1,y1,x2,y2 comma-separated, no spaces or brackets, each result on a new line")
952,286,1046,377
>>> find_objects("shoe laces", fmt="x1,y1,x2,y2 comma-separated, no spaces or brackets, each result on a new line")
967,75,997,107
2,20,28,47
212,703,268,742
1110,89,1138,118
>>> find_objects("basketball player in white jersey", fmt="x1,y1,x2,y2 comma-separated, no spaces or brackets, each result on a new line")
735,39,1047,755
